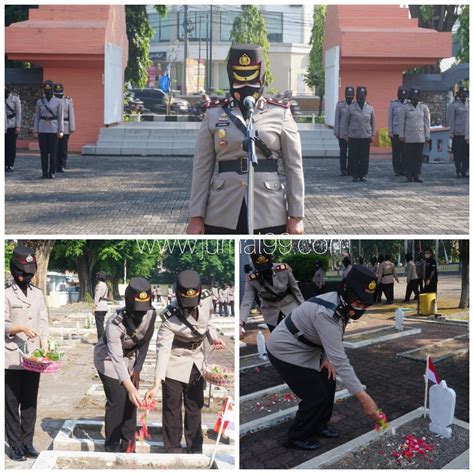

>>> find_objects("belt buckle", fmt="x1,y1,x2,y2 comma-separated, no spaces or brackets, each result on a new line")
240,157,249,174
191,342,199,351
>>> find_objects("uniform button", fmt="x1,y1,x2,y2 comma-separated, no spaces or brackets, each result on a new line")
29,317,32,320
241,181,247,187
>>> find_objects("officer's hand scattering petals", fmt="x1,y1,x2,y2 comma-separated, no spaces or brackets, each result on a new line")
212,338,226,350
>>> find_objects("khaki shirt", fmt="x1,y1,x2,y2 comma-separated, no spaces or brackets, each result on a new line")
405,261,417,282
154,296,218,384
267,291,364,395
94,308,156,383
415,259,425,280
388,99,404,135
62,96,76,135
94,281,109,312
228,287,234,302
188,97,305,230
341,101,376,139
312,269,325,289
219,288,228,303
448,100,468,136
399,101,430,143
334,100,350,137
5,93,22,130
5,283,49,370
240,263,304,327
33,96,64,134
378,261,399,284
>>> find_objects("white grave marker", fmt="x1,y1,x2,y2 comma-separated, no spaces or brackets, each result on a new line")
429,380,456,438
394,308,404,331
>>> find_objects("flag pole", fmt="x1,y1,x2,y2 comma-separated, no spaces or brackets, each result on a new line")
423,354,429,418
209,397,230,467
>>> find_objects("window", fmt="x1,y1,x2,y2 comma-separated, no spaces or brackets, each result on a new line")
262,11,283,43
220,11,239,41
150,14,171,43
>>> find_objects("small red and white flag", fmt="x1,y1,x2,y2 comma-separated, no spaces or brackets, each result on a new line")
214,397,235,440
426,356,440,384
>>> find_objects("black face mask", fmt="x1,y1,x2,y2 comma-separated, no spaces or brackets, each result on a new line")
340,295,366,320
54,93,64,99
357,98,365,108
13,272,33,286
345,97,353,105
411,99,419,107
45,91,53,100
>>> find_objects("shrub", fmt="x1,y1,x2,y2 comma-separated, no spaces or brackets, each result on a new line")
280,254,329,282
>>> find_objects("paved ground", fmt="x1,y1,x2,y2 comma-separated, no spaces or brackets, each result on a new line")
239,275,469,469
5,154,468,235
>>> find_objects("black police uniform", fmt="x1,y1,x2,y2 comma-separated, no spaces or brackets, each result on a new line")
424,256,438,294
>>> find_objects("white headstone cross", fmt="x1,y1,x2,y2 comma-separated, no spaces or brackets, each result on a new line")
429,380,456,438
394,308,404,331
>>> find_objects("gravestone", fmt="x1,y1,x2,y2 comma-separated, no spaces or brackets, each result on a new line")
429,380,456,438
395,308,404,331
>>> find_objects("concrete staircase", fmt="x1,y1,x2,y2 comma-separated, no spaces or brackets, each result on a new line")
82,122,339,158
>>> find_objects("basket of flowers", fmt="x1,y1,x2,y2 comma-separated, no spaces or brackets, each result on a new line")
19,338,64,373
203,348,234,388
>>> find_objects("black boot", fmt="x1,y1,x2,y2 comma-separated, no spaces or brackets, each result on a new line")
22,443,40,458
9,446,27,461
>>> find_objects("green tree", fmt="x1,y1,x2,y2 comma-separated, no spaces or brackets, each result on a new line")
5,5,37,26
229,6,273,86
125,5,167,88
459,240,469,309
456,5,469,63
305,5,327,116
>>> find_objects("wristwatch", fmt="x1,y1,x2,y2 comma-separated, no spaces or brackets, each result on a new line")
289,216,303,222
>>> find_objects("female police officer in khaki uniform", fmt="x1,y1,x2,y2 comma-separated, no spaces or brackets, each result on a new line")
145,270,225,453
5,246,49,461
94,277,156,452
186,44,304,235
266,265,380,450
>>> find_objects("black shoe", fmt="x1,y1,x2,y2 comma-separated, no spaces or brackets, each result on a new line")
352,177,359,182
284,439,321,450
6,166,14,172
456,171,462,177
462,173,469,178
42,172,48,179
317,428,340,438
414,178,423,183
22,443,39,458
49,173,55,179
405,178,413,183
57,168,65,173
9,446,27,462
359,177,367,182
340,172,346,176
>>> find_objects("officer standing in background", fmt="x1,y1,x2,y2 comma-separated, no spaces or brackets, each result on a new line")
399,88,430,183
266,266,380,451
167,285,174,304
33,80,64,179
415,252,426,294
334,86,354,176
228,283,235,316
240,250,304,333
378,254,399,304
312,260,326,295
5,246,49,461
92,271,109,341
388,86,408,176
403,253,419,302
211,283,219,313
448,86,469,178
341,86,375,182
5,85,22,172
423,248,438,295
145,270,225,454
340,255,352,279
187,44,304,235
53,83,76,173
94,277,157,453
219,285,228,317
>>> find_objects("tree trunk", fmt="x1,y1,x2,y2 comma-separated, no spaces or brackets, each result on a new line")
77,254,94,301
459,240,469,309
18,240,55,295
112,275,121,300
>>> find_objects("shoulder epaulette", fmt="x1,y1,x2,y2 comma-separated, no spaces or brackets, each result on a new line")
248,271,260,281
266,97,291,108
201,288,211,299
160,304,179,321
204,98,230,109
111,311,124,326
274,263,290,272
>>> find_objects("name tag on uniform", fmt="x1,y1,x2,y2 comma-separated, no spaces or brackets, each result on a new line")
216,121,230,128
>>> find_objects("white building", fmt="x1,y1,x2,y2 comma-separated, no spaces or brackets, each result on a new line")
148,5,313,95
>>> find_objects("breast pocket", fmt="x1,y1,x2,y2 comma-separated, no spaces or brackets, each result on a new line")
263,179,283,191
211,176,225,190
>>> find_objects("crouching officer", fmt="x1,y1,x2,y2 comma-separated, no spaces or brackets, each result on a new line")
33,80,64,179
266,265,380,450
341,86,375,182
186,44,304,235
5,85,22,172
399,88,430,183
53,83,76,172
5,246,49,461
94,277,157,452
240,250,304,334
145,270,225,453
